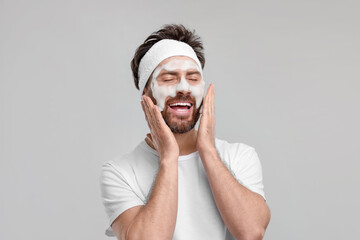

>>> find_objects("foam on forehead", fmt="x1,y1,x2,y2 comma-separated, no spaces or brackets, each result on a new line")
138,39,203,98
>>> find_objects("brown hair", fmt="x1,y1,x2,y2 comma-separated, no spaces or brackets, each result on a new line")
130,24,205,90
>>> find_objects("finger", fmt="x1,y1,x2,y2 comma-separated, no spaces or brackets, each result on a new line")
146,133,153,142
141,98,147,117
142,96,153,130
149,102,163,123
141,98,148,121
145,133,157,150
144,96,158,127
153,105,167,127
145,96,163,128
209,83,215,116
142,96,151,120
203,84,212,116
202,88,208,115
143,96,154,120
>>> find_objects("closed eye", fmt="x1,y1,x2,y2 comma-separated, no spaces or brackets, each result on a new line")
187,72,201,82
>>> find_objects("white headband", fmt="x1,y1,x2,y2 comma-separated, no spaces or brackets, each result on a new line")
138,39,203,97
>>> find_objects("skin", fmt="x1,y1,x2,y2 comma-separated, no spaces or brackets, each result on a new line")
111,56,271,240
150,58,205,111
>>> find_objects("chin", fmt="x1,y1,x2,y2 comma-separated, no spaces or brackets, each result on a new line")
163,109,200,134
168,121,197,134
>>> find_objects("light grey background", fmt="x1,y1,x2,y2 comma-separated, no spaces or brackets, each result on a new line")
1,0,359,239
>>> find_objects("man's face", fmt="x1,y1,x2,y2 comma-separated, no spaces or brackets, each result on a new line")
143,56,205,134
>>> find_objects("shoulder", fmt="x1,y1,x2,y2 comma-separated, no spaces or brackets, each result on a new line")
100,141,148,180
100,140,159,186
101,151,134,172
99,154,133,188
102,140,155,168
215,137,262,173
215,137,256,161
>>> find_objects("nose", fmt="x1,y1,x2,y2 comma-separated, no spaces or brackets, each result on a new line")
176,77,191,94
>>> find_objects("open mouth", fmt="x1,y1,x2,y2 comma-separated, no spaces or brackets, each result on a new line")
168,102,193,114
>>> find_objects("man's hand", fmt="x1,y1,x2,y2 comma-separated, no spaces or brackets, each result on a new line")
112,95,179,240
195,84,270,239
197,83,216,152
141,95,179,161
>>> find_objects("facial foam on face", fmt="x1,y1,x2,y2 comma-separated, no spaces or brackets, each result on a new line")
151,59,205,111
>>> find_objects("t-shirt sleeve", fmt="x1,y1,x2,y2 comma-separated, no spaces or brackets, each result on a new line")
99,161,145,236
231,146,266,201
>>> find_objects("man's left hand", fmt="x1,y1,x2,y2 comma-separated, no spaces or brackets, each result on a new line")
196,83,216,153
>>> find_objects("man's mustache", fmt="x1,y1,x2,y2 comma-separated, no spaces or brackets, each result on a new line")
167,94,194,103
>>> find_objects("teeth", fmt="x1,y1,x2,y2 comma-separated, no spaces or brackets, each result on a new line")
169,102,192,107
170,103,191,107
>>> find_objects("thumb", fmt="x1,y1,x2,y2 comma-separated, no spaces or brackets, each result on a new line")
146,133,153,143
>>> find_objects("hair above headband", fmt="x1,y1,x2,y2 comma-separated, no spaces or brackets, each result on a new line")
138,39,203,97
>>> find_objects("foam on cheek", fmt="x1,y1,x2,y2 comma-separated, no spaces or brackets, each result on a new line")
151,67,177,111
189,80,205,109
151,59,205,111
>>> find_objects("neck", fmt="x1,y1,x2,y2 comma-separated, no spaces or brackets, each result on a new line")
174,128,198,156
145,128,198,156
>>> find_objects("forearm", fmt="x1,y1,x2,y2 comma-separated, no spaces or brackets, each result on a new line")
200,148,270,240
127,159,178,240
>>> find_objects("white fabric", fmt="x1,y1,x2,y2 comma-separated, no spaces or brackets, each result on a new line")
99,138,266,239
138,39,203,97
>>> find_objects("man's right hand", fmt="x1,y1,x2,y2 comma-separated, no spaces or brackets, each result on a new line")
112,95,179,240
141,95,179,161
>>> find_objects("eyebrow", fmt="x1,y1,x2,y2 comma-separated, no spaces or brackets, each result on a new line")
186,71,201,76
158,71,178,77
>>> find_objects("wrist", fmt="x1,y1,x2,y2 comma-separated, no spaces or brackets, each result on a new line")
197,140,216,152
197,143,217,156
159,158,178,172
159,154,179,164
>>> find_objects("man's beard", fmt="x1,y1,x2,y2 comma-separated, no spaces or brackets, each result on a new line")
161,96,203,134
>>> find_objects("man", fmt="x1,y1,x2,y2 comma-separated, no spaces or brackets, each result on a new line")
100,24,271,240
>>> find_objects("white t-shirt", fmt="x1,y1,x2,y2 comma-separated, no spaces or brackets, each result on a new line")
100,138,266,239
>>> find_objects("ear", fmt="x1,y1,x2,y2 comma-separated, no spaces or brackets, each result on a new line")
143,78,152,96
142,86,148,96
